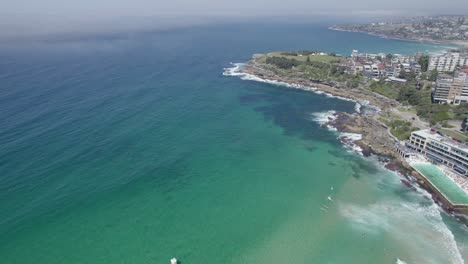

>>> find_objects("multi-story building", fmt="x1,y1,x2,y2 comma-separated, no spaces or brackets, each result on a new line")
392,54,411,64
407,129,468,176
428,52,468,72
433,69,468,105
412,63,421,74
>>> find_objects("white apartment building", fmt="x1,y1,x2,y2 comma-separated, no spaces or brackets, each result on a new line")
407,130,468,176
429,52,468,72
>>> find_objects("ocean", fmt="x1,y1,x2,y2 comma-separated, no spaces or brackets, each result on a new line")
0,22,466,263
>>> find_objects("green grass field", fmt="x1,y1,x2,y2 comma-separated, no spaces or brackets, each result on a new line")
440,128,468,142
266,52,343,63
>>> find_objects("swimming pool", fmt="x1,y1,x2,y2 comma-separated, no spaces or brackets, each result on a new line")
412,163,468,204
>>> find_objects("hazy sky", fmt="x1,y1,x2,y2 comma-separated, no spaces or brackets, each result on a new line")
1,0,467,39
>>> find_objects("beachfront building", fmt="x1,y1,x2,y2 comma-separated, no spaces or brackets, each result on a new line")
428,52,468,72
406,129,468,176
433,69,468,105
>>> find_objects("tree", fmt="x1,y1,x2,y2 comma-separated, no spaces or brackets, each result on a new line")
418,55,429,72
428,69,438,82
266,56,301,69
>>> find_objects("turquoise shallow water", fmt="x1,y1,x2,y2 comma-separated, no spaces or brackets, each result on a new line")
0,22,466,263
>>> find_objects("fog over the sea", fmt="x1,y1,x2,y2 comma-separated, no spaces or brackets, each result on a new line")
1,0,467,39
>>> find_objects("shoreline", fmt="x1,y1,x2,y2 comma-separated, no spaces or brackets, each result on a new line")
224,62,409,171
224,61,468,220
328,26,468,49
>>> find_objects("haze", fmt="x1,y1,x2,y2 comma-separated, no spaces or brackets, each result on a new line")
1,0,467,39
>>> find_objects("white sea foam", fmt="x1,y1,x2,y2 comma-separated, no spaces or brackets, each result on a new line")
309,110,364,154
339,201,464,264
340,132,362,141
310,111,339,132
396,258,408,264
339,133,364,154
222,63,246,77
310,111,337,125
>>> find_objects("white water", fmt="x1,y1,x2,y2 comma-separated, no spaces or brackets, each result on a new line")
339,200,464,264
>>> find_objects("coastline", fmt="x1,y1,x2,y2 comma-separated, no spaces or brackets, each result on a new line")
224,62,407,170
329,26,468,49
224,61,468,220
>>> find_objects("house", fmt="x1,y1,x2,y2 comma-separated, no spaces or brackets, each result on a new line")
371,64,380,77
385,67,395,77
402,63,411,73
412,63,422,74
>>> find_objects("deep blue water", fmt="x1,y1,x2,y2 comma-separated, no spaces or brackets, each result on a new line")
0,22,466,264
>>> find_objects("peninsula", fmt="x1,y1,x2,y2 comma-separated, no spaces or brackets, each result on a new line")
235,50,468,219
331,15,468,47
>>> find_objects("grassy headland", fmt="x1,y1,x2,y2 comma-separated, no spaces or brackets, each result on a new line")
246,51,467,139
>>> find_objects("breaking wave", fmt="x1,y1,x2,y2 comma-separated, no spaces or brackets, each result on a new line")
310,111,363,154
339,201,464,264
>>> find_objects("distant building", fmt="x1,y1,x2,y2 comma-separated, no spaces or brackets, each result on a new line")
392,54,411,64
428,52,468,72
433,70,468,105
371,64,383,78
407,129,468,176
412,63,422,75
385,67,395,77
401,63,411,73
349,50,420,79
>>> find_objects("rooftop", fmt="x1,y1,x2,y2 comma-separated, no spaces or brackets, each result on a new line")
412,129,468,152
